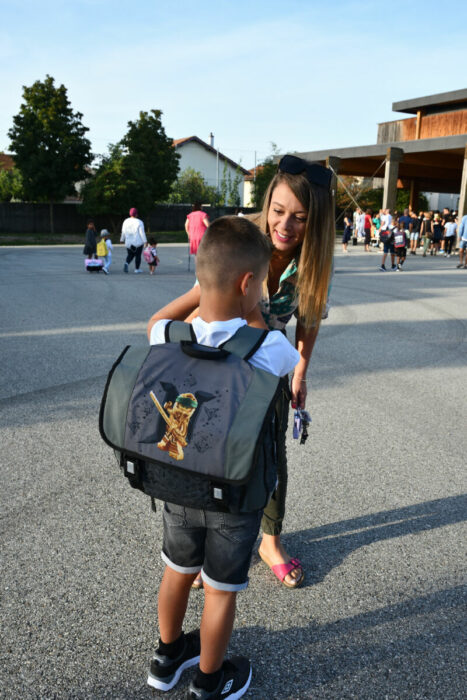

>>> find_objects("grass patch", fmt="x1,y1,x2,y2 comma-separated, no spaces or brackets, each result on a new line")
0,231,187,246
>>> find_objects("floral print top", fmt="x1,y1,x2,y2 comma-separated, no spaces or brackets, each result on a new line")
259,255,330,331
260,256,300,331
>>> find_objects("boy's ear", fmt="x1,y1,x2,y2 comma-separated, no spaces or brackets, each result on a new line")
238,271,254,296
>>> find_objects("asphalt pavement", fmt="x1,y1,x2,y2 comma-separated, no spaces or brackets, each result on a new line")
1,243,466,699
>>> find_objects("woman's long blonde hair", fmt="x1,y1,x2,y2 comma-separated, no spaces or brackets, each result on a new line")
253,169,335,329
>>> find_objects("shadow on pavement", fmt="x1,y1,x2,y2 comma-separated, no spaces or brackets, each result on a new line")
278,494,466,587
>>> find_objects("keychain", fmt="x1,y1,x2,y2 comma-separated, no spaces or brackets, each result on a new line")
293,408,312,444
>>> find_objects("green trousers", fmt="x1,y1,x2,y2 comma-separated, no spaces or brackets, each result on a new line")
261,381,290,536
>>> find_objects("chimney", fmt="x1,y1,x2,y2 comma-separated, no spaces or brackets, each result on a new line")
210,132,214,147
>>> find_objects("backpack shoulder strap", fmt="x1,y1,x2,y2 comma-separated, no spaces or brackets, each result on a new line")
164,320,196,343
221,325,269,361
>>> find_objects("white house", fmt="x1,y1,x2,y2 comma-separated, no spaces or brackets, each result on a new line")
174,135,250,205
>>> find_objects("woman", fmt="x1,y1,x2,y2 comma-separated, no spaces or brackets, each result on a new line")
342,211,352,253
363,209,372,252
148,155,334,588
185,202,209,255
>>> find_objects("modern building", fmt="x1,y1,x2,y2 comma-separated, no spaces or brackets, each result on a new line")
295,89,467,215
174,135,249,205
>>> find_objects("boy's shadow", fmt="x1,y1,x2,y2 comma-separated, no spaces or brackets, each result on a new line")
266,494,467,588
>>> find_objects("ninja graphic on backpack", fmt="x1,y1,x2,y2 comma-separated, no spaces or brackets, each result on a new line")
99,321,284,513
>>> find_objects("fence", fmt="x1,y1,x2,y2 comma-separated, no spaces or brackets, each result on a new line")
0,203,258,234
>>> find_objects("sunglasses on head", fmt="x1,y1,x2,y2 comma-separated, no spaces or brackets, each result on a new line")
278,155,332,190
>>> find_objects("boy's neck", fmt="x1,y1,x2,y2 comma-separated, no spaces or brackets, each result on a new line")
198,288,244,323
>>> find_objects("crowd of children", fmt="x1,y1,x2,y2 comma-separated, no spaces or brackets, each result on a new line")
343,207,465,271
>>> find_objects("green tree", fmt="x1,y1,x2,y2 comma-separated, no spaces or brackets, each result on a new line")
120,110,180,203
81,110,179,227
227,164,244,207
8,75,92,232
80,144,152,232
0,167,23,201
395,189,428,212
168,167,217,204
252,143,280,208
337,177,428,215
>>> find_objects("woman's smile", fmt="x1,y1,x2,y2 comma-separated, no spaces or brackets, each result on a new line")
268,182,307,253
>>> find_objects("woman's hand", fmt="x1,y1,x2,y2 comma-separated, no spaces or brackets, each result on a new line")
291,322,319,409
291,374,307,409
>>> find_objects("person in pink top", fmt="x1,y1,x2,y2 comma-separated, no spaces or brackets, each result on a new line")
185,202,209,255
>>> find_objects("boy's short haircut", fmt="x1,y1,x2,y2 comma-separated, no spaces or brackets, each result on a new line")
196,215,273,288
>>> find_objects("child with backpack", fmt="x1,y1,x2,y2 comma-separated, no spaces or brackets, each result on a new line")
97,230,113,274
393,219,408,271
143,239,160,275
145,216,299,698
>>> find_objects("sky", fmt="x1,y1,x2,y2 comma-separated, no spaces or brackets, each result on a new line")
1,0,467,170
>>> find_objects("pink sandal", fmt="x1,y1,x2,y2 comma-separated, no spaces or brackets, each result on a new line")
259,551,305,589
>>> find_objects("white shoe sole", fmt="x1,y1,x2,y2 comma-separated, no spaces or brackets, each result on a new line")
147,655,200,691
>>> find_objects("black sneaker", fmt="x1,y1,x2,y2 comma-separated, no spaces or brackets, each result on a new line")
147,630,200,692
123,262,129,273
187,656,252,699
378,264,386,271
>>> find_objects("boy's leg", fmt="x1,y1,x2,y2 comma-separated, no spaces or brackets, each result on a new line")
199,585,237,673
147,504,204,692
187,510,260,698
158,566,198,643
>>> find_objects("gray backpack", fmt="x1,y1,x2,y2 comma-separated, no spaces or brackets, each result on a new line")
99,321,285,513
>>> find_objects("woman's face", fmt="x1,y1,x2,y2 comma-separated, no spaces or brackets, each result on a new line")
267,182,307,254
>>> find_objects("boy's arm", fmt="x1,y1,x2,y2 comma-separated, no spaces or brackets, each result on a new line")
147,286,201,340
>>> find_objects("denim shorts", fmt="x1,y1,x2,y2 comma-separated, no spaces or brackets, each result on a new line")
383,241,395,254
162,502,262,592
460,239,467,250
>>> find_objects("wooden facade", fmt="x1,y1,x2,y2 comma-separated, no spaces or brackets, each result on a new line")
377,109,467,143
378,109,467,143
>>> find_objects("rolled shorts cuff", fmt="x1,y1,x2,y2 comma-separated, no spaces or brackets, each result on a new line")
201,569,248,592
161,550,201,575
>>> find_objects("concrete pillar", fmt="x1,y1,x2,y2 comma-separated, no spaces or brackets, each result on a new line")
382,147,404,212
457,145,467,218
326,156,341,231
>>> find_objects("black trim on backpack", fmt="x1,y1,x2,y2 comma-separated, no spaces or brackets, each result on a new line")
243,329,269,361
180,342,230,361
220,326,269,360
165,320,196,343
164,320,173,343
98,345,131,448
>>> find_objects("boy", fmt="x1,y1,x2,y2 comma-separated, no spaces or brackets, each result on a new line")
393,219,408,271
379,218,397,272
146,216,299,699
